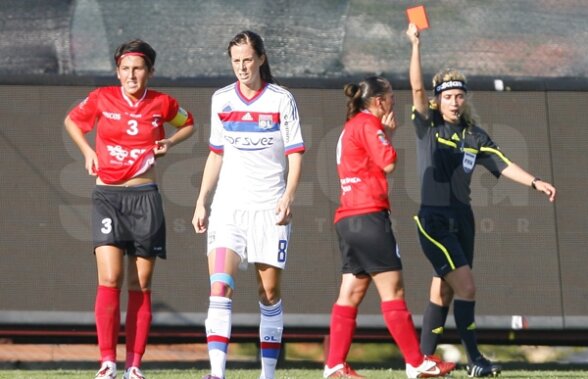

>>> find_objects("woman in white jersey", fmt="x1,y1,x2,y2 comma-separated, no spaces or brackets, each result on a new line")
192,30,304,379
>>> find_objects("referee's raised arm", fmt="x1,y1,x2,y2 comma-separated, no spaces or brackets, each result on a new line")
407,23,428,116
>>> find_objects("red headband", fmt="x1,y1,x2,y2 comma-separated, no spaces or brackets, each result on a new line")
116,52,148,65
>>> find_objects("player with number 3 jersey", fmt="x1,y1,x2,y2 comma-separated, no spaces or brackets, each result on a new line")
65,39,194,379
69,86,192,184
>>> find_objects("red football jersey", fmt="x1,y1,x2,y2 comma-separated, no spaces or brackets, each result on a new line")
68,86,193,184
334,111,397,223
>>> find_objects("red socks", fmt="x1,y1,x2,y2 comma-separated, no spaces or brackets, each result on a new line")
94,286,153,368
125,290,152,369
95,285,121,362
326,304,358,368
381,299,423,367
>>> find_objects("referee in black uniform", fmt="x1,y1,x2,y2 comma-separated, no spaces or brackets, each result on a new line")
406,23,556,377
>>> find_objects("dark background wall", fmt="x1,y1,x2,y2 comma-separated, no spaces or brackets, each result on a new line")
0,85,585,331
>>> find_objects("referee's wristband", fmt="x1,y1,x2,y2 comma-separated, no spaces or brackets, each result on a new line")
531,177,541,190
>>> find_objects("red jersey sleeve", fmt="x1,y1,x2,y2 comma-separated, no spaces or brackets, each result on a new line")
361,117,397,169
68,88,101,133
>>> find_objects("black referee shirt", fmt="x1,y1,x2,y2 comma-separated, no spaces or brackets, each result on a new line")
412,106,510,207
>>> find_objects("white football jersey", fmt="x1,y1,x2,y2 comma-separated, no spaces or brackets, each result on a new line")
209,82,305,210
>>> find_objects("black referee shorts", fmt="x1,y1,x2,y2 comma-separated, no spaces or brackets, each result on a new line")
92,184,166,259
414,206,475,277
335,210,402,276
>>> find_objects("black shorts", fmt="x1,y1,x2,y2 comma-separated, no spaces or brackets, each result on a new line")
335,210,402,276
414,206,475,277
92,184,166,259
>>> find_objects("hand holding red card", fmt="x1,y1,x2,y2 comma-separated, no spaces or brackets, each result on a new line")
406,5,430,30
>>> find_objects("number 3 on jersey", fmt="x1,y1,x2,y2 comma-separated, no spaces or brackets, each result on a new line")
277,239,287,262
127,119,139,135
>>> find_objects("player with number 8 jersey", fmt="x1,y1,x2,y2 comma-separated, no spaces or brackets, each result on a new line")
192,31,304,379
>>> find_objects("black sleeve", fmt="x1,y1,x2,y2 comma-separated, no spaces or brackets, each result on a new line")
474,126,511,177
411,105,437,139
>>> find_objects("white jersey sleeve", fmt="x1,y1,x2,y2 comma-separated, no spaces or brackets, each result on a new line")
209,85,232,153
279,90,304,155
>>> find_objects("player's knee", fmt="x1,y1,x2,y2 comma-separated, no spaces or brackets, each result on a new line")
336,282,368,307
127,274,152,292
99,273,123,289
337,292,364,307
457,282,476,300
210,273,235,297
390,286,405,300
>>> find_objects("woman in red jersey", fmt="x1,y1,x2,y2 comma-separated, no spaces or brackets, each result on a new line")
323,76,455,379
64,39,194,379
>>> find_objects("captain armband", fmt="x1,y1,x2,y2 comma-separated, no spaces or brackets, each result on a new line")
169,107,190,127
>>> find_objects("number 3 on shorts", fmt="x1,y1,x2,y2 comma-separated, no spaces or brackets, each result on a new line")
277,240,287,263
101,217,113,234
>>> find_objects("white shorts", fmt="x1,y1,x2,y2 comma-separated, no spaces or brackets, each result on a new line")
207,208,291,269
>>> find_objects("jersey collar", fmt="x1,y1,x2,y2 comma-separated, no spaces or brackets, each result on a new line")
235,81,267,105
120,87,148,108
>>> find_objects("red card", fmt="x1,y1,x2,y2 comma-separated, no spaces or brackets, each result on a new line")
406,5,430,30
